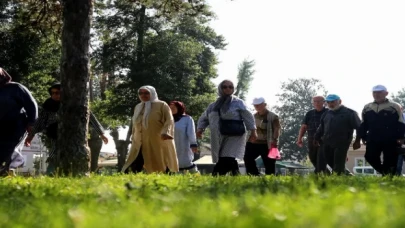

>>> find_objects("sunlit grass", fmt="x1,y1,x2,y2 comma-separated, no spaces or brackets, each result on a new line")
0,174,404,227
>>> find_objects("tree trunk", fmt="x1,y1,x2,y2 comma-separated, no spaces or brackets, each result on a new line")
89,74,94,102
100,72,108,100
131,5,146,82
58,0,93,176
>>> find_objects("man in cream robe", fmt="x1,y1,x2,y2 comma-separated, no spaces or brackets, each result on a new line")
122,86,179,173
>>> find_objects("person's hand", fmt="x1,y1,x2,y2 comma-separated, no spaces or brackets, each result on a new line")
296,138,303,147
248,130,257,142
271,141,278,148
191,146,198,153
101,134,109,144
26,125,33,134
161,134,173,140
353,140,361,150
24,136,34,147
196,129,204,139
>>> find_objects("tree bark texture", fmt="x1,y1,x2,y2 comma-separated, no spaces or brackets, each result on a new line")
58,0,93,176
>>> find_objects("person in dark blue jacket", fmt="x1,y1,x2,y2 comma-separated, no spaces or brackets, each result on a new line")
314,94,361,175
355,85,405,176
0,68,38,176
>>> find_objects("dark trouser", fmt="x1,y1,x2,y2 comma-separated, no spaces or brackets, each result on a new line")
124,149,144,174
320,142,351,175
244,142,276,175
308,140,324,173
212,157,240,176
89,139,103,172
397,154,404,175
365,141,398,176
0,119,26,176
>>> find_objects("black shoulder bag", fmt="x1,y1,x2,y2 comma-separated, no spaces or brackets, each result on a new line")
218,109,246,136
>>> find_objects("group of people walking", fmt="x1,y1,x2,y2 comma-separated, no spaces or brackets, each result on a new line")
122,80,281,176
298,85,405,176
2,64,405,177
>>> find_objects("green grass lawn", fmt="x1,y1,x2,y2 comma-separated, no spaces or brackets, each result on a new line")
1,175,405,228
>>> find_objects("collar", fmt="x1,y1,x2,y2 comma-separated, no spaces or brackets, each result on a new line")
373,98,389,104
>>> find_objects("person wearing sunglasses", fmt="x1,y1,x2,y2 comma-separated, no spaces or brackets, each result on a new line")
0,68,38,176
197,80,257,176
121,85,179,174
314,94,361,175
25,83,108,175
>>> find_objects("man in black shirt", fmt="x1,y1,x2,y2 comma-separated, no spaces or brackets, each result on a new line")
297,96,327,173
315,94,361,175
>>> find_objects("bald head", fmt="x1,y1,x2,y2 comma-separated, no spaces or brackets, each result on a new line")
312,96,325,111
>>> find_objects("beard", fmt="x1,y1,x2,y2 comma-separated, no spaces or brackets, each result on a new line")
329,104,341,111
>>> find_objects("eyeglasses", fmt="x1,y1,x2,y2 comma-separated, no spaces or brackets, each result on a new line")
138,92,150,95
222,85,234,89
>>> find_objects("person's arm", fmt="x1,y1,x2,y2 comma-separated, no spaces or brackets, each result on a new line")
28,110,49,137
197,109,209,131
89,112,105,136
297,112,309,144
357,106,368,143
314,113,326,143
25,109,49,146
350,110,362,140
161,103,174,140
18,84,38,127
238,100,257,141
89,111,108,144
239,100,256,131
394,104,405,143
271,115,281,146
186,116,198,152
126,119,133,142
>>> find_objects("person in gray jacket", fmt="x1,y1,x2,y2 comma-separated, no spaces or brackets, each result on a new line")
314,94,361,175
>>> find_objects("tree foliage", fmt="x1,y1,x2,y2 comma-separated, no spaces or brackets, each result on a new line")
274,78,327,162
92,2,224,124
391,88,405,108
234,58,255,101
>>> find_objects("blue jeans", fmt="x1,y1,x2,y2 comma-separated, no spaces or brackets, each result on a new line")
397,155,404,175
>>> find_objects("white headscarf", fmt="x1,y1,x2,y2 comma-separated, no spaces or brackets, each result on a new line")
133,85,159,129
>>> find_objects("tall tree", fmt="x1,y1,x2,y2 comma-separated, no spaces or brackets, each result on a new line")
234,58,255,100
392,88,405,108
57,0,93,176
274,78,327,161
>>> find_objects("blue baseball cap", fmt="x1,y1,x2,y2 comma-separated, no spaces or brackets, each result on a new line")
325,94,340,102
372,85,387,92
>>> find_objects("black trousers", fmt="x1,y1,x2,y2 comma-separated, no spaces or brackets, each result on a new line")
365,141,398,176
212,157,240,176
308,140,324,173
244,142,276,175
124,149,144,174
89,139,103,172
320,142,351,175
0,119,25,176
